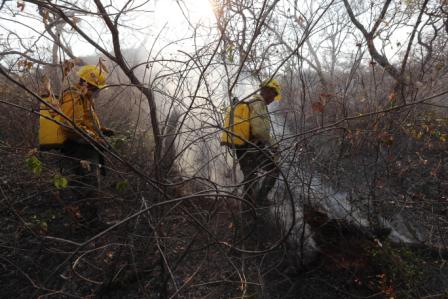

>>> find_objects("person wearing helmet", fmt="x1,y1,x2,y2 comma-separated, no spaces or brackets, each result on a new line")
232,79,281,203
60,64,113,227
61,64,112,142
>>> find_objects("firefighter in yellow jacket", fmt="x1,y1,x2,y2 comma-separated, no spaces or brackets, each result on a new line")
60,64,113,225
221,79,281,203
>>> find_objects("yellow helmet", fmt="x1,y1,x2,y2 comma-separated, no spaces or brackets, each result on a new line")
78,64,107,89
261,79,282,101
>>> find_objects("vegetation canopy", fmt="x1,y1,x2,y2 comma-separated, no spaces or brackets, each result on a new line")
0,0,447,298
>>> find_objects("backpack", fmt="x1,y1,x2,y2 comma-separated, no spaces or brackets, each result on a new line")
220,101,251,146
38,95,67,150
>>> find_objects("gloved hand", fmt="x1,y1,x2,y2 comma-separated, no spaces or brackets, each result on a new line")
101,127,115,137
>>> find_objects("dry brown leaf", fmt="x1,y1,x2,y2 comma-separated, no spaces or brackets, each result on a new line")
319,92,334,98
312,101,325,113
378,132,394,145
71,16,80,29
42,9,49,24
388,92,396,103
65,205,81,219
40,76,52,96
63,60,75,77
430,161,441,177
17,0,25,11
80,160,91,172
98,57,109,73
27,148,38,156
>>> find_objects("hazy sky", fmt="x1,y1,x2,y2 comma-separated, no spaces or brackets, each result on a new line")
0,0,217,59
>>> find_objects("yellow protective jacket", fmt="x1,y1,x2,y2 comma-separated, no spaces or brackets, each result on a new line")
61,84,102,143
249,95,273,146
221,95,273,146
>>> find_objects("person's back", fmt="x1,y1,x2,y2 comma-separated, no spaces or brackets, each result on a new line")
221,79,282,203
247,94,273,147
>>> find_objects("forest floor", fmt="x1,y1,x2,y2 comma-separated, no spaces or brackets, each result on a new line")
1,144,448,298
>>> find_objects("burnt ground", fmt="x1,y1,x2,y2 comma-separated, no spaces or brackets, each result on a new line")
1,145,448,298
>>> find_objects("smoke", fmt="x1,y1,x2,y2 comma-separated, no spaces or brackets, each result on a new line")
81,44,426,260
267,112,424,264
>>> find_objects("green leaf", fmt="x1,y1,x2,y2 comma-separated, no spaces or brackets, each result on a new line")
53,175,68,189
39,221,48,233
226,45,234,63
26,156,42,176
112,137,126,148
115,180,129,192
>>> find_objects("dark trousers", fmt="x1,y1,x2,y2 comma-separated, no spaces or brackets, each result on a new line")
235,143,279,204
61,141,102,222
